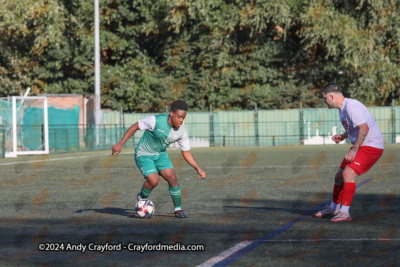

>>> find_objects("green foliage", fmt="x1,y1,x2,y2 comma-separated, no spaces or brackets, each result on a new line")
301,0,400,106
0,0,399,112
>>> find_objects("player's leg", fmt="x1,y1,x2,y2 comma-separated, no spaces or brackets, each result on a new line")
315,168,343,217
331,146,383,222
135,155,159,200
138,173,160,200
331,168,344,212
331,166,356,222
156,152,186,218
159,168,186,218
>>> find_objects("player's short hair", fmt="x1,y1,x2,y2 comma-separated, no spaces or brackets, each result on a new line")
170,100,189,113
322,82,343,94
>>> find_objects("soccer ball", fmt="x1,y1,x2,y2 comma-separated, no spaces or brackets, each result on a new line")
135,199,155,218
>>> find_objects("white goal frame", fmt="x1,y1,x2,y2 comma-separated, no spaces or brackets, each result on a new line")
6,96,49,157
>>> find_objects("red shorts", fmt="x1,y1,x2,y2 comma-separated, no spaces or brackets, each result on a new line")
340,146,383,175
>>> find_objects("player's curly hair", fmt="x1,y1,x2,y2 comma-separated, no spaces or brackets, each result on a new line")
170,100,189,112
322,82,343,94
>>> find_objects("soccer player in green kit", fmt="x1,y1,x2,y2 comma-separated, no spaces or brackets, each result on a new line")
111,100,206,218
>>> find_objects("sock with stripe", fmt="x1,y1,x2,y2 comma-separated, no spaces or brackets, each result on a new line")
139,182,152,199
169,185,182,211
341,182,356,212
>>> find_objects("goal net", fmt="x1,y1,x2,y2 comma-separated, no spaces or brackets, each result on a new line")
0,96,49,157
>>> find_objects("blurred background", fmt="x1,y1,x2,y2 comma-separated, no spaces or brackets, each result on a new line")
0,0,399,156
1,0,399,111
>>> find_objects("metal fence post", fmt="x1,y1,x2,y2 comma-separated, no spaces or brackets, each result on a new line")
54,128,57,154
41,125,44,149
255,103,259,146
299,101,304,145
114,124,118,145
209,104,214,147
1,129,5,158
233,123,236,146
66,126,70,153
103,125,106,150
392,100,396,144
284,122,287,145
77,125,81,152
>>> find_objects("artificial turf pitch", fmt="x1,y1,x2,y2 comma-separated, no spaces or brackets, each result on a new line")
0,144,399,266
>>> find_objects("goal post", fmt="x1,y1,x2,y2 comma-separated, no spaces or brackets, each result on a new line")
0,96,49,157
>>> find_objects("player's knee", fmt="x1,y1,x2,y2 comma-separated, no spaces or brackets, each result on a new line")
168,177,178,187
334,173,344,186
147,179,159,188
342,167,356,182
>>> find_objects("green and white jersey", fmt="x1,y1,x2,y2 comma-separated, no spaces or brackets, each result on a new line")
135,114,190,157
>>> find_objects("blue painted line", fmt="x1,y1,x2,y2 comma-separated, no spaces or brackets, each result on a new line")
214,178,373,266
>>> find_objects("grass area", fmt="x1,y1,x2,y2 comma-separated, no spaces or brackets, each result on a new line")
0,144,399,266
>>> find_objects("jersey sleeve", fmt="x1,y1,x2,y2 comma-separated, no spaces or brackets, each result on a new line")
178,132,191,151
138,115,156,131
347,104,367,127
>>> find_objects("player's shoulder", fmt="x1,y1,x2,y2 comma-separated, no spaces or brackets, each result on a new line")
138,115,156,131
153,114,171,130
140,114,156,121
345,98,367,111
346,98,363,106
155,114,168,118
154,114,168,123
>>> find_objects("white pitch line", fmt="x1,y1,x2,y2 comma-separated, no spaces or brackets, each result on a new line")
197,238,400,267
0,156,339,169
197,241,253,267
0,152,136,166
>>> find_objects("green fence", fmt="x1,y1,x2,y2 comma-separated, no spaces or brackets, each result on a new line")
66,106,400,152
1,106,399,157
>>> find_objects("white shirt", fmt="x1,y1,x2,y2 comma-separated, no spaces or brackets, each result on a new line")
138,115,191,153
339,98,384,149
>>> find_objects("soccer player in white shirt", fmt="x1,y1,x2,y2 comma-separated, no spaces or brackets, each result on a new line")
315,83,384,222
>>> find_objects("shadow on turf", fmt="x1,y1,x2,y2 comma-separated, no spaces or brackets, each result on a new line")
74,207,175,219
75,207,134,217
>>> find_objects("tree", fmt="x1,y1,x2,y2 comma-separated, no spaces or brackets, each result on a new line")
301,0,400,105
1,0,399,111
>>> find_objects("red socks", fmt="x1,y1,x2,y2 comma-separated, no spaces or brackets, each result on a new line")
342,182,356,207
332,184,344,204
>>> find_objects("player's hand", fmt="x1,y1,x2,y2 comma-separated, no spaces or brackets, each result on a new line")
111,143,123,155
332,134,343,144
197,168,206,179
345,149,357,162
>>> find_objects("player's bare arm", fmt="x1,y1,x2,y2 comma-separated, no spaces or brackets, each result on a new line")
332,132,348,143
181,150,206,179
111,122,140,155
345,123,369,162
